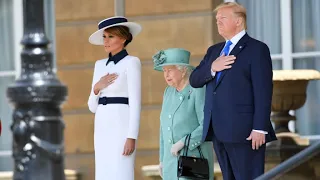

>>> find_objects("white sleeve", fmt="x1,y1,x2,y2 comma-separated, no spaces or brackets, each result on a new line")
126,57,142,139
88,62,100,113
211,69,216,77
252,129,268,134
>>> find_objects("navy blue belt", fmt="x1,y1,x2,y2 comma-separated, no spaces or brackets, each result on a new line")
98,97,129,105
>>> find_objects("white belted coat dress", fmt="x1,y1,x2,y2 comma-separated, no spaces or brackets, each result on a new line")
88,50,141,180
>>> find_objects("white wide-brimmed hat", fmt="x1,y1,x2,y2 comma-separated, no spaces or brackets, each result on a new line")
88,16,142,45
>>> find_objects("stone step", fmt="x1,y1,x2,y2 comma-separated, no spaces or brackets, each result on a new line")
141,162,223,180
0,169,78,180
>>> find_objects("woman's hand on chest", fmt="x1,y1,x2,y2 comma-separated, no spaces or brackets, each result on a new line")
93,73,118,95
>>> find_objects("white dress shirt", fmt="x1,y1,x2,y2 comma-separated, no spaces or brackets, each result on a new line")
211,30,267,135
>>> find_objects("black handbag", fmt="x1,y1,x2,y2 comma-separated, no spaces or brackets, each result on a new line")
177,134,210,179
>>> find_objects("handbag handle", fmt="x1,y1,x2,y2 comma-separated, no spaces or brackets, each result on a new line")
182,134,190,156
182,134,205,159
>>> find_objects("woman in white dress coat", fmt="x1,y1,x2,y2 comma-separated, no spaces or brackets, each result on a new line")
87,16,142,180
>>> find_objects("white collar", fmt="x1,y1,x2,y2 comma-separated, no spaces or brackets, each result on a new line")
227,30,246,45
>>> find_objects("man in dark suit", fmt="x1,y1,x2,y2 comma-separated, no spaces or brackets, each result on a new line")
190,2,277,180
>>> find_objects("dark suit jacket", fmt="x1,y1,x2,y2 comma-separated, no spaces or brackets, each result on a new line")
190,33,277,143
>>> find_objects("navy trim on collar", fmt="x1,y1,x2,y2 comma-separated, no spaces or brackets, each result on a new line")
106,49,128,66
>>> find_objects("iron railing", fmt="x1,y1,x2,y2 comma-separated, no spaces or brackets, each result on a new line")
255,140,320,180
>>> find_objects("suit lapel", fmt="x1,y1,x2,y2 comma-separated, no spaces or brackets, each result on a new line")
211,43,225,88
214,43,225,61
214,34,250,90
171,85,194,118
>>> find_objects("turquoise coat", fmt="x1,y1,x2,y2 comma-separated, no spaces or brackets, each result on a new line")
159,84,214,180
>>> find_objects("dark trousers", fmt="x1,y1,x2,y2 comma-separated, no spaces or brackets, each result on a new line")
212,133,266,180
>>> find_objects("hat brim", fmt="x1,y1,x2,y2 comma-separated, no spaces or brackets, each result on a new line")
154,63,195,71
88,22,142,45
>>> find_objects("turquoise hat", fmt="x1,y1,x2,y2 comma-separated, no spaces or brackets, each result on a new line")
152,48,194,71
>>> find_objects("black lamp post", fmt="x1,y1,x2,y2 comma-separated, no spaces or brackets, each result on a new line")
6,0,67,179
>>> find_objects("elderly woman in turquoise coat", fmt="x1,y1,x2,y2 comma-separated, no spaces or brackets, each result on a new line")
153,48,214,180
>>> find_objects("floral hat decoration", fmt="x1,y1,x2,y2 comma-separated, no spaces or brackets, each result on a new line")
152,48,194,71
